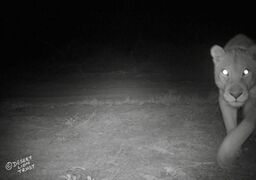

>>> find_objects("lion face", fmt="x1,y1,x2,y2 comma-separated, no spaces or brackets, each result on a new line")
211,45,256,108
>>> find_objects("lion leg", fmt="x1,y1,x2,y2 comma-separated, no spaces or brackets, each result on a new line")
217,100,256,168
219,97,237,133
217,118,255,167
217,97,237,168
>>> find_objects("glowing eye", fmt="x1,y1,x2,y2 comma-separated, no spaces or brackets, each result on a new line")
243,68,249,76
222,69,229,76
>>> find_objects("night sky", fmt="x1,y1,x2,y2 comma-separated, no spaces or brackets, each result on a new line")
2,2,256,82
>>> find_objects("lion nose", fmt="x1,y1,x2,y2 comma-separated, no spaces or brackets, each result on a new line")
229,89,243,99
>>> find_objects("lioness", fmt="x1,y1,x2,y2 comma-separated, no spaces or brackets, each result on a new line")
210,34,256,168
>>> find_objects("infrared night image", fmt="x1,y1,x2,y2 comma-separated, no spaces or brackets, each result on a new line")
1,2,256,180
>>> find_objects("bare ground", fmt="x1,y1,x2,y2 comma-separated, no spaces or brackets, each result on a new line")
1,72,256,180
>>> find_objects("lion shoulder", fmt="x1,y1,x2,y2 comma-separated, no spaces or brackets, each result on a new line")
224,34,255,50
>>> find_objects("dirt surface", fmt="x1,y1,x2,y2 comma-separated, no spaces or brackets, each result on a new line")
1,72,256,180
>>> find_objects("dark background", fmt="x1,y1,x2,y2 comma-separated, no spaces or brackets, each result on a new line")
2,2,256,83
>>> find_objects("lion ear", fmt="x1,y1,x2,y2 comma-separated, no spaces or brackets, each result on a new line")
248,45,256,60
210,45,225,63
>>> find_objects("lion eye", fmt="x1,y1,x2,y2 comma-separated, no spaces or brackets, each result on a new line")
221,69,229,76
242,68,249,76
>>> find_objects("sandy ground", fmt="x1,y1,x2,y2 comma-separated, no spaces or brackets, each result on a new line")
1,72,256,180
